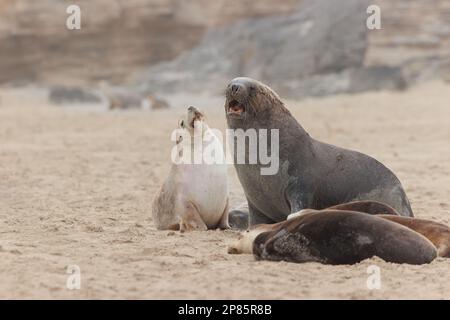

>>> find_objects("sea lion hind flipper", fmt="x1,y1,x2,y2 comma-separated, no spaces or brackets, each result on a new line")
439,245,450,258
179,201,207,232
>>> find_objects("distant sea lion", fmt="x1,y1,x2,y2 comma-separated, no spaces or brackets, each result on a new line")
144,95,170,110
228,210,437,265
225,77,413,227
152,106,229,231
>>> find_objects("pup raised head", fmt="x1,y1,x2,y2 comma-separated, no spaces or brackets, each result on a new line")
178,106,205,131
175,106,206,144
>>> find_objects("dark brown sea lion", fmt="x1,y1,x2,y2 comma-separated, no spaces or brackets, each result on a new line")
287,201,449,258
377,215,450,258
327,200,400,216
225,77,413,227
230,200,400,230
228,210,436,265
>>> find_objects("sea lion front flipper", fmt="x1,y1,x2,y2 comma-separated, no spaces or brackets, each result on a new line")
228,201,249,230
248,201,275,226
179,201,207,232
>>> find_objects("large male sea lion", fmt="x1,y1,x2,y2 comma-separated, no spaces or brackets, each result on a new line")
225,77,413,226
228,210,437,265
152,106,229,231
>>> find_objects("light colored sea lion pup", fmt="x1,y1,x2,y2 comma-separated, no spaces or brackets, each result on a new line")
228,210,437,265
152,106,229,232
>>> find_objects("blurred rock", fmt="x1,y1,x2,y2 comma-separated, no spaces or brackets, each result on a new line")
103,89,144,110
347,66,407,94
278,66,406,97
367,0,450,85
139,0,373,97
0,0,301,85
1,0,449,97
100,85,170,110
49,86,102,104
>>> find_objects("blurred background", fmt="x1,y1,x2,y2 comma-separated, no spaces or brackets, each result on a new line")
0,0,449,109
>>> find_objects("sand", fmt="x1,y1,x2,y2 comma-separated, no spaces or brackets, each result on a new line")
0,82,449,299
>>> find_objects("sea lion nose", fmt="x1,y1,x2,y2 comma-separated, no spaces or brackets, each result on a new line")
230,83,242,95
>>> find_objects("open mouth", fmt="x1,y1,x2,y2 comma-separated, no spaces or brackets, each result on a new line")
227,100,245,117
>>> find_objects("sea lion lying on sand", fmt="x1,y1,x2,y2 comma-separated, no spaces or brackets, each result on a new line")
377,215,450,258
225,77,413,228
228,210,437,265
285,201,450,257
152,106,229,231
327,200,401,216
230,200,400,230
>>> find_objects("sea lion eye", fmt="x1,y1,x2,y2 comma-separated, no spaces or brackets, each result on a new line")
179,120,185,128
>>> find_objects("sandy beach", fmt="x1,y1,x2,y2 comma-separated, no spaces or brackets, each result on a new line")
0,82,449,299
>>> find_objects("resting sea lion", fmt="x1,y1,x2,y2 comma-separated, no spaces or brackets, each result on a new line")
376,215,450,258
327,200,400,216
143,95,170,110
228,210,437,265
225,77,413,227
285,201,449,258
230,200,400,230
152,106,229,231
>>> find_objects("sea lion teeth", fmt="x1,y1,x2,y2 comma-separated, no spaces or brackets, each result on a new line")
227,100,245,117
